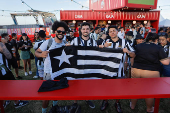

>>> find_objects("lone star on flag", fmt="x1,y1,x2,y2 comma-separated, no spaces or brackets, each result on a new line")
53,49,73,67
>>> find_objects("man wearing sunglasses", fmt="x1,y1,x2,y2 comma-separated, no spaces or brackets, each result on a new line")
35,21,69,113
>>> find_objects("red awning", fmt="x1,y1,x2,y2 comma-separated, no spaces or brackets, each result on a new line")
60,10,160,21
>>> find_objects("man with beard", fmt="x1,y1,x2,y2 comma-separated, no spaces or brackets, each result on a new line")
67,22,96,109
99,25,135,113
35,21,69,113
1,33,22,79
70,22,97,47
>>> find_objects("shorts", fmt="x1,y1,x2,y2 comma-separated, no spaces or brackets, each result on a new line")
11,57,18,68
16,53,21,61
20,51,30,60
43,73,51,80
0,70,15,80
8,57,18,69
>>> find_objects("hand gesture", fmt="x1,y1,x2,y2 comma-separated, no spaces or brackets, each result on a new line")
65,42,71,46
41,51,50,58
123,48,129,53
104,41,110,48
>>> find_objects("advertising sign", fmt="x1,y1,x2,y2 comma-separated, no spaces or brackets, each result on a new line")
128,0,155,5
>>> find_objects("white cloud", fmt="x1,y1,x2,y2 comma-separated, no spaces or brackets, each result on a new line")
80,0,89,9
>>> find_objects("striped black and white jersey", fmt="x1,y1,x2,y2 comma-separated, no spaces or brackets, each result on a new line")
161,44,170,57
33,40,46,51
0,52,10,76
71,37,97,47
102,38,135,77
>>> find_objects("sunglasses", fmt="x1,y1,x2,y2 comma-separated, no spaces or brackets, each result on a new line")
158,32,168,36
57,30,65,34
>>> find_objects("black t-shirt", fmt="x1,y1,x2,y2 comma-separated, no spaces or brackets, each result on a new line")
67,36,75,42
18,40,32,51
97,38,104,45
10,39,18,53
5,43,15,67
79,28,82,37
138,27,141,33
133,42,168,71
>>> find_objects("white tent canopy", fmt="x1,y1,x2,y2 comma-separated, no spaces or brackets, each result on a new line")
159,14,165,22
159,19,170,27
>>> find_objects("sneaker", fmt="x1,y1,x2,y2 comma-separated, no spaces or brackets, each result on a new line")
33,76,38,78
49,105,69,113
147,107,154,113
85,100,95,109
16,76,22,79
18,66,24,69
14,101,28,108
69,103,81,113
115,102,123,113
3,101,10,108
29,71,32,75
100,100,109,111
25,72,28,76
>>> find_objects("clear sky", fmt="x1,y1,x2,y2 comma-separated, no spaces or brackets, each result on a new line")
0,0,169,25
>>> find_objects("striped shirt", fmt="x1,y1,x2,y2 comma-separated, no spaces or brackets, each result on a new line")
90,32,99,41
0,52,9,76
71,37,97,47
102,38,135,77
162,44,170,57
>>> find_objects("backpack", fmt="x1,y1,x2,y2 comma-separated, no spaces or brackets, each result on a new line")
47,38,53,50
37,39,53,65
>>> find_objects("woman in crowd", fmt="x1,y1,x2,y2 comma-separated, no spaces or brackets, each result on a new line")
159,32,170,77
132,34,144,50
19,33,33,76
130,32,169,113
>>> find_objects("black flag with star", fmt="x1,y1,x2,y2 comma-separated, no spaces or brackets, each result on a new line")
49,46,123,80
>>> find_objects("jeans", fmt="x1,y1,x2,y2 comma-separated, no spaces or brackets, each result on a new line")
35,56,39,76
161,64,170,77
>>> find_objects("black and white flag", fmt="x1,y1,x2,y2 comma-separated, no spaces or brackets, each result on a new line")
49,46,123,80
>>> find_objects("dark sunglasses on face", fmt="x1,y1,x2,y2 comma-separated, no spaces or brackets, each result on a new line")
57,30,65,34
158,32,168,37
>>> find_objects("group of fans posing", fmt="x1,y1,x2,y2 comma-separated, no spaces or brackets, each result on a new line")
1,21,170,113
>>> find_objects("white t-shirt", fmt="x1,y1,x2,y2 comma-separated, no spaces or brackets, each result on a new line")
140,27,145,37
39,38,66,73
118,31,125,39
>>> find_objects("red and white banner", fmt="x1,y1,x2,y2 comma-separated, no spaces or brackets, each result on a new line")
7,28,51,36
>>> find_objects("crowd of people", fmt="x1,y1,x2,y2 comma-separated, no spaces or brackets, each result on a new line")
1,20,170,113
